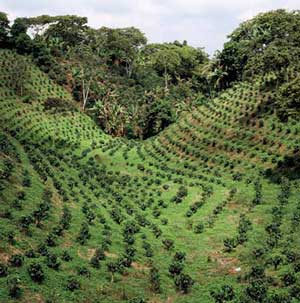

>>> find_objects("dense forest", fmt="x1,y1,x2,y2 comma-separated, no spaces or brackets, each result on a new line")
0,9,299,138
0,8,300,303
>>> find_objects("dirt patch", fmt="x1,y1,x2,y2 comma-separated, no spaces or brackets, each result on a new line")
0,245,23,263
148,296,175,303
52,192,63,209
77,248,96,260
227,202,240,210
227,214,239,225
166,296,175,303
0,252,9,263
279,144,286,154
104,251,118,258
23,291,45,303
252,217,265,225
78,250,118,260
131,262,150,271
87,248,96,258
60,238,72,248
210,251,240,275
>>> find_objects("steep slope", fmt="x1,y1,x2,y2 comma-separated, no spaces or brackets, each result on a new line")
1,49,300,303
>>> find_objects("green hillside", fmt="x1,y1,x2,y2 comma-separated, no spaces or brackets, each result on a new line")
1,9,300,303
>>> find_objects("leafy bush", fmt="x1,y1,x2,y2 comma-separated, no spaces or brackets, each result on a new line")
66,276,81,291
7,277,22,298
210,285,235,303
43,97,75,113
174,273,194,293
46,253,60,270
194,222,204,234
276,77,300,122
9,254,24,267
0,263,8,277
27,263,45,283
149,266,160,293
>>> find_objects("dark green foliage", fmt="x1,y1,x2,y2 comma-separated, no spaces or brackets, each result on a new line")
61,251,72,262
90,247,105,269
8,254,24,267
282,271,296,286
10,18,32,54
236,215,252,244
7,277,22,298
172,186,188,203
276,77,300,121
290,285,300,300
174,273,194,294
4,231,14,242
37,243,49,256
173,251,186,263
60,206,72,229
244,281,267,302
149,266,160,293
268,155,300,181
223,237,236,252
66,276,81,291
162,238,174,250
194,222,204,234
266,292,292,303
46,253,60,270
252,180,262,205
77,266,90,277
0,12,10,48
247,265,266,281
19,215,33,230
169,261,184,277
142,242,154,257
27,263,45,283
22,170,31,187
106,261,123,283
268,255,283,270
76,222,90,245
43,98,75,113
25,249,37,258
210,285,235,303
0,263,8,277
215,10,300,89
265,222,281,246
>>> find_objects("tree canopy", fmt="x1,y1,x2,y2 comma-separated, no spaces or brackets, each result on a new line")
215,9,300,88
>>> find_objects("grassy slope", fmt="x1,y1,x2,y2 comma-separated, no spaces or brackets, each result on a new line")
0,49,299,303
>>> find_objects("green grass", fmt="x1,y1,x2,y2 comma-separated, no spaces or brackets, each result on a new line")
1,49,300,303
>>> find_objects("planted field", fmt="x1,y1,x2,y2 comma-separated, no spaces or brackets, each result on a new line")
0,44,300,303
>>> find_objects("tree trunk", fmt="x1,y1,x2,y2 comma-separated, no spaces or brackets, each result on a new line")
125,61,133,78
164,63,168,92
82,79,90,111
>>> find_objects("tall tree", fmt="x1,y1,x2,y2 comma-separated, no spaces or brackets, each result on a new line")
72,45,101,110
10,18,33,54
0,11,10,48
150,46,181,91
216,9,300,88
98,26,147,77
44,15,88,54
